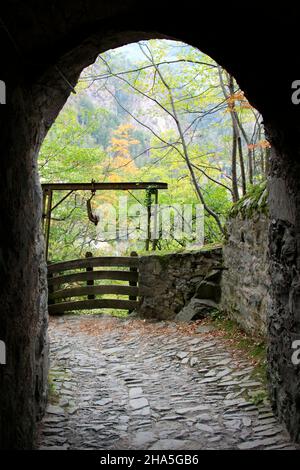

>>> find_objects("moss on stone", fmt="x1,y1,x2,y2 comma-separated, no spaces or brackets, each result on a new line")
229,181,268,219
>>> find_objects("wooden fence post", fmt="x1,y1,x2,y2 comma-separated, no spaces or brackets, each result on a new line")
129,251,138,313
85,252,95,300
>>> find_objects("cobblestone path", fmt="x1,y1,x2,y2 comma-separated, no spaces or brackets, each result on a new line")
38,315,297,450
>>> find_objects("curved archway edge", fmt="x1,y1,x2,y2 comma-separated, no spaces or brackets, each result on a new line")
0,2,300,447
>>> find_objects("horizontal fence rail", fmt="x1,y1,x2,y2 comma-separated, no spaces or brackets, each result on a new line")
47,254,139,315
47,256,139,272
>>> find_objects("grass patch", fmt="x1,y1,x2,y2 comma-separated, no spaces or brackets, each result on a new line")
249,390,268,406
209,310,267,384
137,243,222,258
62,308,129,318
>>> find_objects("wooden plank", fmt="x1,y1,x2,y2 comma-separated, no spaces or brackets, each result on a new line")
49,285,139,300
48,256,139,273
48,270,138,286
48,299,139,315
42,182,168,191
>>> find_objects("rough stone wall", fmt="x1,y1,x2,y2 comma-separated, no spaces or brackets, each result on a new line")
221,213,270,337
138,248,223,320
267,141,300,442
0,87,49,449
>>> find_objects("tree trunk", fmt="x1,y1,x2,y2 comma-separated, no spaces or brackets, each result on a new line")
231,126,239,202
237,136,246,196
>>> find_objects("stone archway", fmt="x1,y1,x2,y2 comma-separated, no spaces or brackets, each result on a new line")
0,2,300,448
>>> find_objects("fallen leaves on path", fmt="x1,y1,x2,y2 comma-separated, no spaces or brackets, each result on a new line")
49,315,205,340
49,314,264,369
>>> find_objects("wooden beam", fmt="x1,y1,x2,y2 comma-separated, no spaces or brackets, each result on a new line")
42,182,168,191
47,270,138,287
48,256,139,273
48,298,139,315
50,189,74,212
49,285,139,300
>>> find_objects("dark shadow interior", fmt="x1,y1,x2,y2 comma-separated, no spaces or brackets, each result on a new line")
0,1,300,448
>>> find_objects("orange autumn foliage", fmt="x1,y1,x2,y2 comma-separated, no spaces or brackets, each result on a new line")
226,91,252,111
248,139,271,150
107,123,140,181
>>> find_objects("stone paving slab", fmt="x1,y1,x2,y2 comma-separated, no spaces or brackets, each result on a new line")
37,315,298,450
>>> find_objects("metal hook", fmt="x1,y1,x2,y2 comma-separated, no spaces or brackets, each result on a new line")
87,181,99,225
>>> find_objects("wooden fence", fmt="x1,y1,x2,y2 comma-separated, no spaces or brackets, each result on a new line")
47,253,139,315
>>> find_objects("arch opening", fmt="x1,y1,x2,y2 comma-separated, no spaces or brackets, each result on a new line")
37,39,289,450
1,7,300,449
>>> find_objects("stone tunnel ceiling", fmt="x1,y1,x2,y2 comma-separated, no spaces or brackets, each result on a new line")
0,0,300,449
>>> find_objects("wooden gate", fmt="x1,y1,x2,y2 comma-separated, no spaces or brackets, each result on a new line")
47,253,139,315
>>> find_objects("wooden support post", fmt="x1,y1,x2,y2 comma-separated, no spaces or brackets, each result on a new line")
44,189,53,261
42,190,47,231
129,251,138,314
85,252,95,300
152,189,158,251
145,191,152,252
